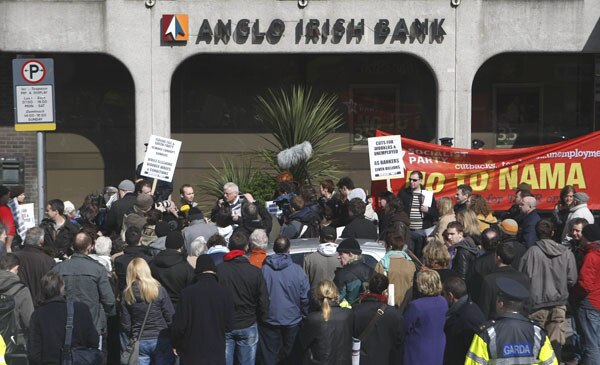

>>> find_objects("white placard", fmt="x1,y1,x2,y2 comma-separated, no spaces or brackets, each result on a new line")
19,203,36,231
421,190,433,208
140,135,182,182
367,135,405,181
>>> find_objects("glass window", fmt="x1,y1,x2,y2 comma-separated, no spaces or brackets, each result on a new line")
171,54,437,143
472,53,596,148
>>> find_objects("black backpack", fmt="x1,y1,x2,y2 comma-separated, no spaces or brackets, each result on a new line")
0,281,26,354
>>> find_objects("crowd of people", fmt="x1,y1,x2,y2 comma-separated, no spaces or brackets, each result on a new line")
0,171,598,365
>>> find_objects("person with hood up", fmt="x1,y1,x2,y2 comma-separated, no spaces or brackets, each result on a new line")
303,227,341,291
446,221,479,282
259,236,309,365
562,192,594,239
375,233,415,309
519,219,577,361
149,231,194,307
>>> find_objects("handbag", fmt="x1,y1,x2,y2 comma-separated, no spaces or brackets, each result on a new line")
120,301,153,365
61,301,103,365
351,303,387,365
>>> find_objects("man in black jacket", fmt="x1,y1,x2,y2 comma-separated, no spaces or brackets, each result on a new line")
149,231,194,307
217,233,269,365
443,276,485,365
172,255,234,365
103,179,136,237
352,273,404,365
340,198,378,240
114,226,153,293
15,227,55,307
40,199,80,259
477,241,531,319
447,221,479,281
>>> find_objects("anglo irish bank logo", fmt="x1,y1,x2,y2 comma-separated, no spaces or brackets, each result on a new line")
161,14,189,42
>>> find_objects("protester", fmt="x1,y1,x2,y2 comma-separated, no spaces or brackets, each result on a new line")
41,199,80,259
0,186,15,253
454,184,472,214
562,192,594,239
553,185,576,240
404,269,447,365
517,196,541,248
502,183,532,224
303,226,340,291
443,276,485,365
469,228,500,302
182,207,217,251
469,194,498,233
217,231,269,365
352,273,404,365
431,196,455,243
14,227,55,307
104,179,136,236
259,236,309,365
149,231,194,307
172,255,233,365
375,233,415,309
519,219,577,359
496,218,527,269
186,236,207,269
52,232,115,355
446,221,478,281
89,236,113,274
422,238,459,284
114,226,153,293
0,254,34,352
206,233,229,266
477,241,531,319
340,198,378,240
290,280,352,365
574,224,600,364
333,238,373,306
28,271,99,365
248,229,268,269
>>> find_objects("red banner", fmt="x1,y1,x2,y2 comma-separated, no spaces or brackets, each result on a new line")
372,130,600,211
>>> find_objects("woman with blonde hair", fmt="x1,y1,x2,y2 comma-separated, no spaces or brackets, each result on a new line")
469,194,498,233
291,280,352,364
456,209,482,247
422,238,459,284
404,269,447,365
121,258,175,365
431,197,455,242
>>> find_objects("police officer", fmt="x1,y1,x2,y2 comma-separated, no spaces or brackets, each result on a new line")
465,277,557,365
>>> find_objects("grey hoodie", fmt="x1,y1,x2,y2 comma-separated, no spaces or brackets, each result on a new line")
303,243,341,289
519,238,577,309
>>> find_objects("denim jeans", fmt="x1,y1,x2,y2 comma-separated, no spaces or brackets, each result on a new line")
138,334,176,365
258,323,301,365
225,323,259,365
578,306,600,365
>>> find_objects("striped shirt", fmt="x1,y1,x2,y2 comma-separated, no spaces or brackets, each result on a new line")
409,192,423,230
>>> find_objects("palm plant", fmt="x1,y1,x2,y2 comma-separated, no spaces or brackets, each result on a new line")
255,85,345,184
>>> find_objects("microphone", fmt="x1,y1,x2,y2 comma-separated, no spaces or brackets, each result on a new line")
277,141,313,169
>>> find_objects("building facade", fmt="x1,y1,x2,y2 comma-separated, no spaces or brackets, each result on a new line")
0,0,599,207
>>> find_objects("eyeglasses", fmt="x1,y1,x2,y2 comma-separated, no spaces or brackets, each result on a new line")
409,178,420,182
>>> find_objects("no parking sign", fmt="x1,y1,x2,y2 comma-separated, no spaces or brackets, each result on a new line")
12,58,56,131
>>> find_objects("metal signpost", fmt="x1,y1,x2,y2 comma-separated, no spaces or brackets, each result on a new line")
12,58,56,223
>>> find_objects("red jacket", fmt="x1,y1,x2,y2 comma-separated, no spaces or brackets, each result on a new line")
578,242,600,310
0,206,15,236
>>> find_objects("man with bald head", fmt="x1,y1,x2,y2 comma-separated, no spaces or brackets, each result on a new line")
517,196,541,248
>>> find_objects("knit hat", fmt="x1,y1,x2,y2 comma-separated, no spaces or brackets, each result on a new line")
582,224,600,242
336,238,362,255
155,221,171,238
165,231,184,250
135,194,154,212
195,254,217,274
118,179,135,192
574,192,590,204
499,219,518,236
9,186,24,199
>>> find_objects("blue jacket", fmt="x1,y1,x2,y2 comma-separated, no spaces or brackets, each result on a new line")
262,253,309,326
518,211,541,248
